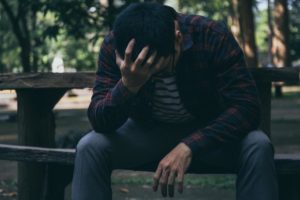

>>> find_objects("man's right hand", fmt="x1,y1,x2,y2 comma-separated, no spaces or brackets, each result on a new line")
115,38,171,93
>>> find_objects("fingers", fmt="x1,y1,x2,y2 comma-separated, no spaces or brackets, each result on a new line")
124,39,135,64
143,51,157,69
150,55,173,75
177,171,184,194
168,171,176,197
150,57,164,74
160,169,169,197
153,165,162,192
134,46,149,67
162,55,173,68
115,50,122,67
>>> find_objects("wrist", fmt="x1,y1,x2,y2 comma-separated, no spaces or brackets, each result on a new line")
179,142,192,157
121,78,142,94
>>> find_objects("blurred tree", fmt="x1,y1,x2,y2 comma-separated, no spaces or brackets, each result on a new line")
0,5,21,73
267,0,274,67
0,0,146,72
176,0,259,68
228,0,242,44
255,4,269,56
179,0,230,21
289,0,300,63
0,0,105,72
272,0,290,97
272,0,290,68
238,0,258,68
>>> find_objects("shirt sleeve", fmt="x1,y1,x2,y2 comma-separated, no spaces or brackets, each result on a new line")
87,33,136,133
182,23,261,155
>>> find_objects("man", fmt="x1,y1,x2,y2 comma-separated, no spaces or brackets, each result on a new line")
72,3,278,200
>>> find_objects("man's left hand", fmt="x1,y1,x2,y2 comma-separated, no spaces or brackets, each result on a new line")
152,142,192,197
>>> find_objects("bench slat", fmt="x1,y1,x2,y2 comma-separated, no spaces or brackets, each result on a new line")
0,144,75,165
0,68,299,89
1,144,300,174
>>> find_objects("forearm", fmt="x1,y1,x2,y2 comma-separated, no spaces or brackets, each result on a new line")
182,98,261,155
88,80,136,133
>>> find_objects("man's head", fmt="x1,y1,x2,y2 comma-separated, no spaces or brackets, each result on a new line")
113,3,178,61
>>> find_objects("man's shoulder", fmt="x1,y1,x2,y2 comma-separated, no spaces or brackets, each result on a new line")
178,13,229,35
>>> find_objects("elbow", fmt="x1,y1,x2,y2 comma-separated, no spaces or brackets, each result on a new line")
87,102,102,132
87,102,123,134
87,109,115,134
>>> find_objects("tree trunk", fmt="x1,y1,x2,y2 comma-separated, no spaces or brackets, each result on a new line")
238,0,258,68
272,0,290,98
0,0,32,72
20,39,32,72
229,0,242,45
273,0,290,68
31,9,39,72
267,0,274,67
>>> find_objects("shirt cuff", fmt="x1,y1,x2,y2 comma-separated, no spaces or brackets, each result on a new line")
181,131,215,156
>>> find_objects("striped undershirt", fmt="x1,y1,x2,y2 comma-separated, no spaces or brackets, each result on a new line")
151,74,195,123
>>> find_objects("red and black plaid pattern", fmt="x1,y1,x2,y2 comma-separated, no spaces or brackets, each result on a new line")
87,14,261,155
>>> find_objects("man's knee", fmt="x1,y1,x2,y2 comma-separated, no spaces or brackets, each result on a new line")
76,131,111,157
240,130,274,163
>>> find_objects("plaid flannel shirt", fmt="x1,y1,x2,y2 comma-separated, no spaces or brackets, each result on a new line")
87,14,261,155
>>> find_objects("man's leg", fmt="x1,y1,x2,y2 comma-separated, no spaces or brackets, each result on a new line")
190,130,278,200
71,119,187,200
236,130,278,200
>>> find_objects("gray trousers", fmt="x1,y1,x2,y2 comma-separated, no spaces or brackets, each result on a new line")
71,119,278,200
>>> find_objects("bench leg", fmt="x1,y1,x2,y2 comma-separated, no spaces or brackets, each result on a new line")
16,89,67,200
279,174,300,200
44,164,74,200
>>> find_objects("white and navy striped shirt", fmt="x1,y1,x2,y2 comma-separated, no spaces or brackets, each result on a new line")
151,74,195,123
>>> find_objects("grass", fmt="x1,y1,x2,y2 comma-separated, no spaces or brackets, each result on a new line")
112,175,235,189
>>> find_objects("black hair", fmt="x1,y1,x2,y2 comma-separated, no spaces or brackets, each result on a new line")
113,2,177,61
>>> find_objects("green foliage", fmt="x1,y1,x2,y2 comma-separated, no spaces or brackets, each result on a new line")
179,0,230,21
22,0,104,41
1,0,299,72
111,174,235,189
255,8,269,53
0,0,142,72
0,5,20,73
45,33,103,71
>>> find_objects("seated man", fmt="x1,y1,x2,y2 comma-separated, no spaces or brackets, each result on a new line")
72,2,278,200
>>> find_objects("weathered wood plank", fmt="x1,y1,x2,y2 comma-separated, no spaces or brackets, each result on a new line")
0,68,299,90
275,154,300,174
250,67,300,83
1,144,300,174
0,144,75,165
0,72,95,89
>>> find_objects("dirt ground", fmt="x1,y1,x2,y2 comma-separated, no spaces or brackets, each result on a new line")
0,87,299,200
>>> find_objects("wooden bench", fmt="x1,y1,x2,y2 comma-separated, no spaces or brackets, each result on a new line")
0,67,299,200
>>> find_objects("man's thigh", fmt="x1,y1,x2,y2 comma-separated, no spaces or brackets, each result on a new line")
86,118,187,170
188,130,272,173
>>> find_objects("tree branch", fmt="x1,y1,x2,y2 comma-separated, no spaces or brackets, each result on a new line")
0,0,17,23
21,13,30,40
0,0,24,43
